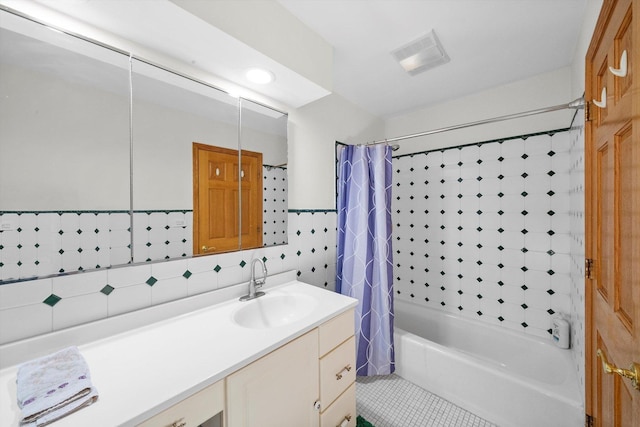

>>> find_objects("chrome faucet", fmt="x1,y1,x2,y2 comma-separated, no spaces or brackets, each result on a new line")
240,258,267,301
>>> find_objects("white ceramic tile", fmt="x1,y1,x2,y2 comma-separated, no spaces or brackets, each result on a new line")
442,149,459,165
525,213,551,234
61,252,81,272
60,213,80,231
526,288,552,310
109,213,130,231
0,303,52,345
110,230,130,248
550,274,571,295
525,251,551,272
500,266,525,287
217,264,244,288
551,253,571,275
0,278,52,309
501,212,525,231
152,258,188,279
501,302,525,323
78,214,97,231
501,139,525,158
108,263,152,287
501,248,525,268
525,306,552,329
107,283,152,317
52,293,108,331
151,276,188,305
481,298,501,317
79,252,100,270
550,293,571,315
523,135,552,156
551,233,571,254
187,254,219,274
524,269,552,291
53,270,107,297
500,195,523,212
500,231,524,250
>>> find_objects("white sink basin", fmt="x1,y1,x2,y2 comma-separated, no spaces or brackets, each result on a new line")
232,292,318,329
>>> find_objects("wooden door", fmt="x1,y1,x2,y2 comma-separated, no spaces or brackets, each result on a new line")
193,143,241,254
585,0,639,425
239,149,263,250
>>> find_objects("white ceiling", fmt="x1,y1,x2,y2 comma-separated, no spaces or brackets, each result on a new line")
6,0,588,119
278,0,588,118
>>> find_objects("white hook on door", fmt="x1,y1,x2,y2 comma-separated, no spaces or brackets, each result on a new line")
593,87,607,109
609,50,627,78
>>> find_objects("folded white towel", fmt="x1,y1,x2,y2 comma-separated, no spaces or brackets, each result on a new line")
16,347,98,426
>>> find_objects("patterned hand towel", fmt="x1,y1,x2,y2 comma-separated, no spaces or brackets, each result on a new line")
16,346,98,426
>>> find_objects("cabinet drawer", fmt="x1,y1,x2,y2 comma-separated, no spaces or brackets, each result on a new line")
320,335,356,407
138,379,224,427
319,309,355,356
320,383,356,427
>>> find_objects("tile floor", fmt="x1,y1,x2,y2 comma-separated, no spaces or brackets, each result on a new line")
356,374,497,427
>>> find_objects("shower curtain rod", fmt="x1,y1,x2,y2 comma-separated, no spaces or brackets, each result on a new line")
364,97,585,146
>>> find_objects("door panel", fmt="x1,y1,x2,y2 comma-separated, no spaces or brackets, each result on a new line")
193,143,241,254
239,150,263,250
586,0,638,425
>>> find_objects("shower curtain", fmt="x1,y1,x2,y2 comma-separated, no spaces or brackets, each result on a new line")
336,144,394,376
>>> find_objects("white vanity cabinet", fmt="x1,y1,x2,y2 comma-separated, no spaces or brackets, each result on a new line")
226,309,356,427
226,329,320,427
317,310,357,427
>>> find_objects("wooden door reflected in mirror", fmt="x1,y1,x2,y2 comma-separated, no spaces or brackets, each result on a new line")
193,143,262,255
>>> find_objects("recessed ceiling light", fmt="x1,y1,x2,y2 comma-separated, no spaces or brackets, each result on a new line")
246,68,275,84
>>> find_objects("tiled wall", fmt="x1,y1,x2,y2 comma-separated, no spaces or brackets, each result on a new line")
0,211,336,345
263,166,288,247
392,130,573,340
568,109,586,396
1,166,288,282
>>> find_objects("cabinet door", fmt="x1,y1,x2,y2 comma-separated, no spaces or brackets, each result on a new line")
226,330,319,427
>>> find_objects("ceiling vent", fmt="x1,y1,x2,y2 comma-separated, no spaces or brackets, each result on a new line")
391,30,450,76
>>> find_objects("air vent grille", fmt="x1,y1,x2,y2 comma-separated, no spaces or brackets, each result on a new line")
391,30,450,76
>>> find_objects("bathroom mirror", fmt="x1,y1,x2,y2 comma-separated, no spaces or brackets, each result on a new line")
0,11,131,281
0,8,288,283
130,58,240,262
240,99,288,248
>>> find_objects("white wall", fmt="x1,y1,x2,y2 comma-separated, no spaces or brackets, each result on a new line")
288,93,384,210
385,67,574,155
0,63,285,211
571,0,604,98
0,64,131,211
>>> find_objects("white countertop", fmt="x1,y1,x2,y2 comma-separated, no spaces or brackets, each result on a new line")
0,277,357,426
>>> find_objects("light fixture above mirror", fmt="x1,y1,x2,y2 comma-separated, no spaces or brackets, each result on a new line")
246,68,275,85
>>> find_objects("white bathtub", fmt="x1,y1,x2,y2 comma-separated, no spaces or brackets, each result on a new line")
393,299,583,427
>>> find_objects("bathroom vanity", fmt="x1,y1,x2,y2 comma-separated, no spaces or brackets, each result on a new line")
0,271,358,427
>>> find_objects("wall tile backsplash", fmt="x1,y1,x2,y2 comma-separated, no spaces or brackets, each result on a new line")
0,211,335,344
1,166,288,282
1,129,585,396
392,130,574,340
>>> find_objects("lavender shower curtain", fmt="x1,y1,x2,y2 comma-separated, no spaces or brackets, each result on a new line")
336,144,394,376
